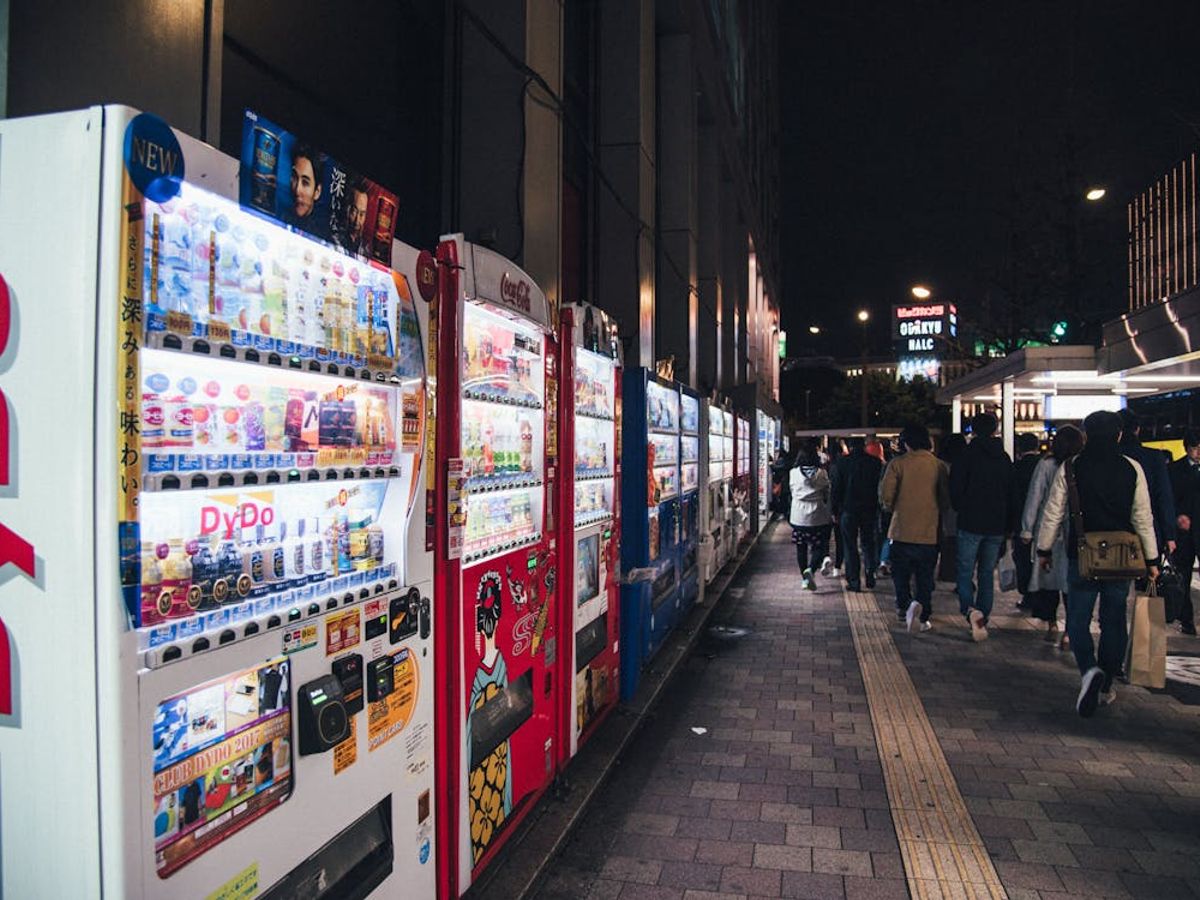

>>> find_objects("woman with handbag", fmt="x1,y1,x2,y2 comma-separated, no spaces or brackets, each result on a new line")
1036,411,1160,718
790,440,833,592
1019,425,1084,648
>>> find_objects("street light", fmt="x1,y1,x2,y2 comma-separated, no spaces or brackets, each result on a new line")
911,285,931,299
1085,187,1106,201
808,325,821,335
857,310,870,426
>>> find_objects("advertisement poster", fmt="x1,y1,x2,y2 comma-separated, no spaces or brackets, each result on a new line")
240,110,399,267
152,658,293,878
325,608,361,656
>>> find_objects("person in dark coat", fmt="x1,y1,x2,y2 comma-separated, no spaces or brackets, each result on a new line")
831,436,884,591
1169,428,1200,635
936,434,968,584
1010,432,1044,609
950,412,1014,642
1118,409,1177,564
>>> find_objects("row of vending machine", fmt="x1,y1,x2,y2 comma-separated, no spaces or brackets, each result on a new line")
0,107,782,900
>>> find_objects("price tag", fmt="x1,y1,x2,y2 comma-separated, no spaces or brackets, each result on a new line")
166,310,193,335
208,320,232,344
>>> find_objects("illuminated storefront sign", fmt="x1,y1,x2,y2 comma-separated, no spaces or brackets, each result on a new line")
893,303,957,380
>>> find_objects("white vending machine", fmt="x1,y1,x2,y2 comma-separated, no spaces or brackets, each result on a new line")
0,107,437,899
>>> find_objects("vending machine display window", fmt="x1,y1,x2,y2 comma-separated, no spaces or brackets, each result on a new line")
151,658,293,878
645,380,679,432
576,534,600,607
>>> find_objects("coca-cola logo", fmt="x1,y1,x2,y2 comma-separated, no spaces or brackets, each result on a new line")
200,499,277,540
500,272,531,313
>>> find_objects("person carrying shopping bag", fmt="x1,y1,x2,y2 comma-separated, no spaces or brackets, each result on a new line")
1019,425,1084,647
1036,411,1160,718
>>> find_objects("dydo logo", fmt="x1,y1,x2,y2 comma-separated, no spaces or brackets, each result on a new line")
0,272,36,717
200,492,278,540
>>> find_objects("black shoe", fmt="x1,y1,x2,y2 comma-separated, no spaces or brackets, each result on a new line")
866,577,876,589
846,582,862,591
1077,667,1103,718
1182,623,1197,636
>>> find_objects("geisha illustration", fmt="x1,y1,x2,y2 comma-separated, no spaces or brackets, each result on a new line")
466,571,513,864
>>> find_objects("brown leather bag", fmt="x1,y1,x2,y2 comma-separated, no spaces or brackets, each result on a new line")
1066,459,1147,580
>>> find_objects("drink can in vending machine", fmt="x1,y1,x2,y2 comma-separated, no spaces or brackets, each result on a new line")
249,125,281,212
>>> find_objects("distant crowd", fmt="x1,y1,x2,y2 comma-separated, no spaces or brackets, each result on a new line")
772,408,1198,718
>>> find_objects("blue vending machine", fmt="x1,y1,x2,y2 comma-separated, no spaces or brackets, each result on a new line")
678,387,702,610
619,369,682,699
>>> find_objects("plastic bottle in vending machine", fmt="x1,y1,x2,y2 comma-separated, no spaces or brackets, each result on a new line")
140,542,167,625
519,417,533,473
244,525,269,598
482,422,495,477
283,519,307,590
243,401,267,452
308,516,329,584
265,521,287,592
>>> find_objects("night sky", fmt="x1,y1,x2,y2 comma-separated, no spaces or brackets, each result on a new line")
779,0,1200,356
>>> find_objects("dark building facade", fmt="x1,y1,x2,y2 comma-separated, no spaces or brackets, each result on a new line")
2,0,780,402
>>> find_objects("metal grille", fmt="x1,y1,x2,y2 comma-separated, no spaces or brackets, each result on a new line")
1129,153,1199,309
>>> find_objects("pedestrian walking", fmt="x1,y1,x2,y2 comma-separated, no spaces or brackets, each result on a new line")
831,436,883,590
1011,432,1044,609
1037,410,1160,717
1118,409,1177,565
950,412,1014,642
821,440,846,578
789,441,833,591
1019,425,1084,646
1168,428,1200,635
879,424,950,632
770,449,791,522
936,434,967,584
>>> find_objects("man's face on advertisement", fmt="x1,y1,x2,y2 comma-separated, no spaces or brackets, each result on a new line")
347,189,368,241
291,155,320,218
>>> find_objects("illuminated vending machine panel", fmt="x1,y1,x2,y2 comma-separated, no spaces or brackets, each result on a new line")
103,110,436,900
720,409,736,563
559,302,622,762
678,389,701,608
703,402,727,581
735,415,751,543
757,411,770,525
439,239,560,895
619,370,682,699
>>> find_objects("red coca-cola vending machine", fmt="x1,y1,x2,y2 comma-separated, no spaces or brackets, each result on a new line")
556,302,622,766
433,236,560,898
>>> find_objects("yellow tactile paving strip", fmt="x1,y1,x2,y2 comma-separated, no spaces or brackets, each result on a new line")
843,589,1008,900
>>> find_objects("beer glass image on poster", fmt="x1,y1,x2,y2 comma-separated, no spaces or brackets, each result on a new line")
239,109,399,267
151,658,294,877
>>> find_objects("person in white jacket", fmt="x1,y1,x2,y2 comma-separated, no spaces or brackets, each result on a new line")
1037,411,1160,718
790,441,833,591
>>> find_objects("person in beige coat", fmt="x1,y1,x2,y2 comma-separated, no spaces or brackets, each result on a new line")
879,424,951,632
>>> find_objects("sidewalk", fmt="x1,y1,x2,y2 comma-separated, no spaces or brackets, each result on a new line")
524,523,1200,900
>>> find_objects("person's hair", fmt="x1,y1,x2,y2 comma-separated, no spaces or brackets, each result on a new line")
938,433,967,465
1184,428,1200,450
1051,424,1084,462
970,412,998,437
292,143,325,184
795,439,819,467
899,423,931,451
1083,409,1121,444
1016,433,1040,454
846,436,865,452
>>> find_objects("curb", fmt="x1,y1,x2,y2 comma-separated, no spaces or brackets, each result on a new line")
467,522,774,899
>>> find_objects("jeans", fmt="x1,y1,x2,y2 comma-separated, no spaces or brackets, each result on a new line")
1065,558,1130,685
891,542,937,620
840,511,879,588
957,529,1004,619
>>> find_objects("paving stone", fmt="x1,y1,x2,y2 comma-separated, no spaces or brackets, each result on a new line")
752,843,813,872
779,870,846,899
625,813,682,836
599,856,664,884
810,848,874,878
718,865,783,897
694,840,755,867
657,861,725,892
675,817,735,841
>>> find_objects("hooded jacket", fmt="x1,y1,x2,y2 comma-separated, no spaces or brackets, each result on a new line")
949,436,1013,536
790,465,832,528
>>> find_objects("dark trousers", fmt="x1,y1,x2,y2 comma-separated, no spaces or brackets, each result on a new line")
1029,590,1062,622
1013,541,1033,597
840,511,879,588
793,525,832,573
1173,531,1196,627
891,541,938,621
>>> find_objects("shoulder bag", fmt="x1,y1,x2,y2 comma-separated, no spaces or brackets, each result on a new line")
1066,458,1147,580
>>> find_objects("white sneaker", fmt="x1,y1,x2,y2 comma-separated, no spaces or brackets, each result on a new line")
1077,666,1103,717
969,609,989,642
906,601,921,633
920,621,932,633
820,556,835,577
